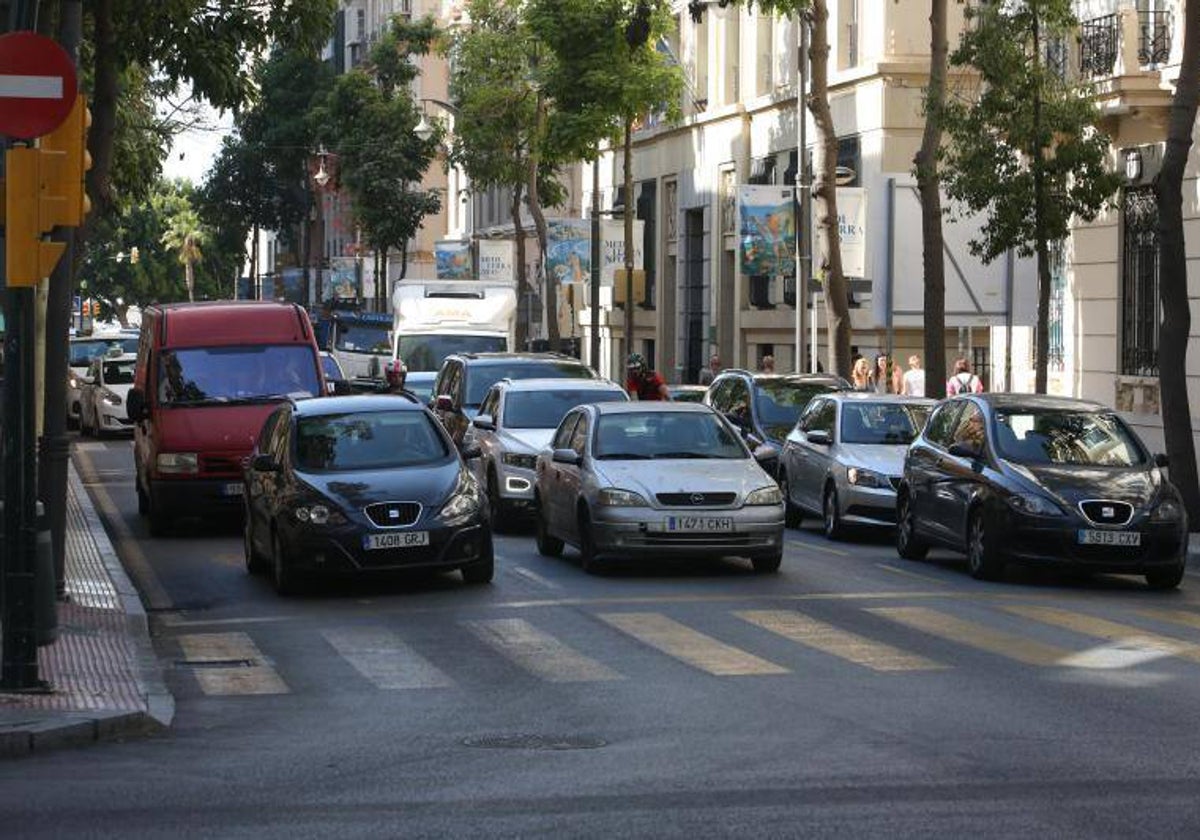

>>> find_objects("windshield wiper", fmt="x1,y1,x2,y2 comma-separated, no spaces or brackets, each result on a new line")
595,452,653,460
652,451,712,459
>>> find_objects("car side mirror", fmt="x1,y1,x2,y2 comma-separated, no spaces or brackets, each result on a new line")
805,429,831,446
126,387,145,422
330,379,353,396
1154,453,1170,468
753,443,779,463
552,448,582,466
472,415,496,431
435,394,455,412
250,453,280,473
744,432,764,449
460,443,483,460
948,441,983,460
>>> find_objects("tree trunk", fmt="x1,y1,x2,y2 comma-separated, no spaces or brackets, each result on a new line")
623,118,635,364
185,260,194,302
379,246,388,312
916,0,948,399
512,185,529,352
1155,0,1200,527
1031,9,1049,395
250,223,259,299
808,0,852,378
83,0,119,230
526,92,558,346
302,186,312,309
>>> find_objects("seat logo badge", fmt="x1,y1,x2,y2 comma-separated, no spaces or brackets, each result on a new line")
690,493,704,505
389,509,399,519
1102,506,1114,518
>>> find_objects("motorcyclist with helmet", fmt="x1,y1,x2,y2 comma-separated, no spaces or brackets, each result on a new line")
624,353,671,401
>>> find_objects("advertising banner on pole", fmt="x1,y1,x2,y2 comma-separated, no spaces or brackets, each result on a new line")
738,185,796,278
546,219,645,287
837,187,867,279
435,241,472,279
478,239,513,283
328,256,359,300
600,220,644,286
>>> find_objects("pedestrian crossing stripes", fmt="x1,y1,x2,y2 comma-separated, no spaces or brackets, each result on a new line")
170,604,1200,697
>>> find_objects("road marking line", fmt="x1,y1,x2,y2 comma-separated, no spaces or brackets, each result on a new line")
876,563,949,585
509,565,562,590
213,551,244,568
160,615,291,628
597,612,788,676
1058,639,1185,670
786,536,849,556
322,627,452,689
737,609,945,672
177,632,288,695
1140,609,1200,632
1004,605,1200,665
74,448,173,611
465,618,621,682
868,606,1069,666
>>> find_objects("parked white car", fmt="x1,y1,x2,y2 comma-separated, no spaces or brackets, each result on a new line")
67,333,138,429
79,352,138,436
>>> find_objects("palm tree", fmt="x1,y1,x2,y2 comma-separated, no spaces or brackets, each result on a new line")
161,206,206,302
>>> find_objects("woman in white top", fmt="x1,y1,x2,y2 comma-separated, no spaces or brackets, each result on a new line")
901,354,926,396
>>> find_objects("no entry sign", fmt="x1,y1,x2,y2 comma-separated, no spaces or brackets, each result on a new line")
0,31,77,140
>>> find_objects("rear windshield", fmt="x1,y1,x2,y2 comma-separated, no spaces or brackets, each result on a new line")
465,362,593,407
994,409,1147,467
157,345,321,405
70,337,138,366
334,322,390,355
398,334,507,372
295,411,449,471
840,402,930,445
102,360,136,386
504,388,627,429
755,379,842,439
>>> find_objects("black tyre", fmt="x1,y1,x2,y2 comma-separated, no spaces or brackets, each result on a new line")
135,474,149,516
461,533,495,585
895,491,929,561
487,470,509,533
147,493,170,537
779,470,803,529
271,530,304,596
823,484,845,541
577,508,601,574
966,507,1006,582
752,551,783,574
535,496,563,558
80,408,93,437
1146,562,1185,590
243,503,267,575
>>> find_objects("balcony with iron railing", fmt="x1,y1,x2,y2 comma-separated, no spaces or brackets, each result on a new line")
1075,5,1176,125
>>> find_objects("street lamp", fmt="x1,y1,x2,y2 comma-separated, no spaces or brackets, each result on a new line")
308,147,331,307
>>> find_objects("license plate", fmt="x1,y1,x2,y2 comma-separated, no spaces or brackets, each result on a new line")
652,516,734,533
364,531,430,550
223,483,243,496
1078,529,1141,546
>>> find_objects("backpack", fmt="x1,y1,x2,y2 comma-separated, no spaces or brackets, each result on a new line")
948,372,982,395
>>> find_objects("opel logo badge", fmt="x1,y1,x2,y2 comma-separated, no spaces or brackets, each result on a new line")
690,493,704,505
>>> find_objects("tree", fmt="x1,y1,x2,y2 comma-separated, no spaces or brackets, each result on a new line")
940,0,1119,394
161,203,206,302
687,0,852,377
1155,1,1200,526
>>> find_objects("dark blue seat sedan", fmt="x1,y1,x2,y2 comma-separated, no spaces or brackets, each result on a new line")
243,394,492,594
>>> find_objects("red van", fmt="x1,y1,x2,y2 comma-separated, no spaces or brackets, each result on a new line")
126,301,326,535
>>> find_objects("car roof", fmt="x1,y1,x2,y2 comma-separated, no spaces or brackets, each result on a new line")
718,370,849,386
450,352,586,365
497,377,622,392
290,394,426,417
827,392,935,405
592,401,712,415
670,384,708,391
99,352,138,363
968,393,1112,412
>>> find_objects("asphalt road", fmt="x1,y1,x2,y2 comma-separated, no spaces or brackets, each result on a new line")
2,437,1200,838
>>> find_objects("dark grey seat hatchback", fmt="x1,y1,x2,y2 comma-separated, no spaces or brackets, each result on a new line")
895,393,1188,589
242,393,493,595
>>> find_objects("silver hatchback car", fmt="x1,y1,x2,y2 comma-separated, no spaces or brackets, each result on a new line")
533,402,785,574
779,392,933,539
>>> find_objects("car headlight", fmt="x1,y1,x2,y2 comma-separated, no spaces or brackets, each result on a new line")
1151,497,1183,523
440,474,482,520
502,452,538,470
68,376,78,389
745,485,783,505
846,467,889,488
101,389,122,406
156,452,198,475
293,503,346,526
597,488,649,507
1006,493,1064,517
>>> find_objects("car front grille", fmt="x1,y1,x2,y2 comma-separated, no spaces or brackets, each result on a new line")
199,452,246,477
1079,500,1135,526
655,492,738,507
628,532,767,548
364,501,422,528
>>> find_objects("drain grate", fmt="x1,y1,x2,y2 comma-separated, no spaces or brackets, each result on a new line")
462,734,607,751
175,658,256,669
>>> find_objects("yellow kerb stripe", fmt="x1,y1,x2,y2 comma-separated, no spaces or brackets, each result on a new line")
737,609,945,672
466,618,623,683
868,606,1068,667
177,632,289,695
598,612,788,676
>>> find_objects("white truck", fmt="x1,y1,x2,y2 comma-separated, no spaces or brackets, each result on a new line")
390,279,517,400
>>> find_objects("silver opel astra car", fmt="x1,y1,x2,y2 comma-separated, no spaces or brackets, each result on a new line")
533,402,785,574
779,392,933,539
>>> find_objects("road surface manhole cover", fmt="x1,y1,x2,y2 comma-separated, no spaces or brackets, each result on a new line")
462,734,606,751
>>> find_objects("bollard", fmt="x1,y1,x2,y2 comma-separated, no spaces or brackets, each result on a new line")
35,501,58,647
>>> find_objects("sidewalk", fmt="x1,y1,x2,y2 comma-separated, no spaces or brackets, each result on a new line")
0,463,173,757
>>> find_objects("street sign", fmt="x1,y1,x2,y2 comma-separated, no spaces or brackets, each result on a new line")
0,32,77,140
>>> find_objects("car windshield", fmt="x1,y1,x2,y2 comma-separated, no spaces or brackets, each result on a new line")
320,355,344,381
334,322,391,355
157,345,321,406
102,360,136,386
404,374,436,403
994,409,1147,467
397,334,507,372
594,411,747,460
669,388,707,404
840,402,930,445
295,411,449,471
70,337,138,367
755,380,840,438
465,362,593,407
504,388,626,429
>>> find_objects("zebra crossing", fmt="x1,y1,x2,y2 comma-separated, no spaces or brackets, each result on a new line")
167,599,1200,697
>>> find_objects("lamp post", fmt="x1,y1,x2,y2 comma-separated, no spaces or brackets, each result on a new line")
310,148,330,307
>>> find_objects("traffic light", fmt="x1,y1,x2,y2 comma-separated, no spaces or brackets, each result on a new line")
5,146,68,287
38,94,92,227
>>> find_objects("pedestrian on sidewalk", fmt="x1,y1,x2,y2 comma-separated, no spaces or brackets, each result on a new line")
901,354,926,396
946,357,984,395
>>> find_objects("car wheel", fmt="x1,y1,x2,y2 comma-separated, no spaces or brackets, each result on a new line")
577,507,602,574
752,551,783,574
779,470,802,530
535,497,564,558
823,484,845,541
147,492,170,537
80,407,93,437
461,533,495,585
135,474,149,516
243,503,267,575
92,409,106,439
487,470,508,534
895,491,929,561
1146,561,1185,590
271,530,304,596
67,411,79,431
966,507,1006,582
